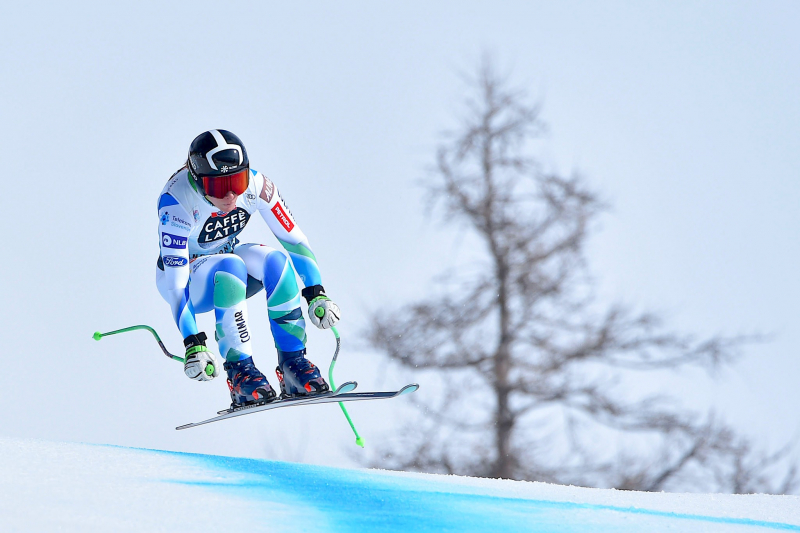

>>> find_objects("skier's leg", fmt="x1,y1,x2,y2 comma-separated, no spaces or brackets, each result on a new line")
236,244,307,353
189,254,275,405
188,255,253,362
236,243,328,397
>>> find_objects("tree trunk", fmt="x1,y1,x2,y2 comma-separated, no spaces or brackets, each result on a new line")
492,258,514,479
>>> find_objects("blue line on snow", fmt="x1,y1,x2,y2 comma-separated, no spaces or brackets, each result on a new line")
118,446,800,532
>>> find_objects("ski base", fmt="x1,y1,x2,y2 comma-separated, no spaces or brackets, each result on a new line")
176,382,419,430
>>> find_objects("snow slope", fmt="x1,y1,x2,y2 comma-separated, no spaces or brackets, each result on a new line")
1,437,798,532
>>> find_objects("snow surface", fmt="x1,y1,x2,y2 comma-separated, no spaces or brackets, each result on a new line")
1,437,798,532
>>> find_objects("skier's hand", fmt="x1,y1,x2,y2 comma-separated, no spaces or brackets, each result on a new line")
183,332,220,381
308,295,341,329
302,285,341,329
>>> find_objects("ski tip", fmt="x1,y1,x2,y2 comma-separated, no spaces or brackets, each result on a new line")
335,381,357,394
175,423,193,431
398,383,420,396
92,331,102,341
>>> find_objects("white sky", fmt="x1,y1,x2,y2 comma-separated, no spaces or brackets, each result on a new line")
1,1,798,469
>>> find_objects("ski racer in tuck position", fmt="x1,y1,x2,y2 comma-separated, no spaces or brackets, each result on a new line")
156,129,341,408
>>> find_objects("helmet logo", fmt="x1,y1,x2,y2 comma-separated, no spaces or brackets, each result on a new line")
206,130,243,171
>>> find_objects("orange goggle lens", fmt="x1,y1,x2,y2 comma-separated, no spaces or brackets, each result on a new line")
202,169,249,199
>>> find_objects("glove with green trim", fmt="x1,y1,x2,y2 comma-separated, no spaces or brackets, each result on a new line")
182,332,219,381
302,285,341,330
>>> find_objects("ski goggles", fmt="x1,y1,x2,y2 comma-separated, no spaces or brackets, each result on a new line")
201,169,250,199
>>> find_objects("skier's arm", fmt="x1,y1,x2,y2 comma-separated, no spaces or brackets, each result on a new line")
157,193,199,338
255,174,322,288
255,173,340,329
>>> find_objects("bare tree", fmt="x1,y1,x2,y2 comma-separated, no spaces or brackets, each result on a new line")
364,59,796,494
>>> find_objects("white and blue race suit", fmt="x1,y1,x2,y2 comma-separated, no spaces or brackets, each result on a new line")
156,166,323,362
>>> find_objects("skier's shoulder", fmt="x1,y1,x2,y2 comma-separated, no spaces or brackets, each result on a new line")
251,168,277,205
157,166,195,215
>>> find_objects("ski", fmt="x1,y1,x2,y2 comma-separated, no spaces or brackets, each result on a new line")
175,382,419,430
176,381,358,430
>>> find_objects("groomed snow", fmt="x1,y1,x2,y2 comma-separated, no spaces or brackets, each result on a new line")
1,437,798,532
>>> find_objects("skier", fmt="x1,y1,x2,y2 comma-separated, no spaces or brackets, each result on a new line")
156,129,341,408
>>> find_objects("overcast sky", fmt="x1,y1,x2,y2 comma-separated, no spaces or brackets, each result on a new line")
1,1,798,469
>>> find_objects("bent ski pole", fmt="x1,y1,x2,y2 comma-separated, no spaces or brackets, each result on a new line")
93,325,185,363
328,326,364,448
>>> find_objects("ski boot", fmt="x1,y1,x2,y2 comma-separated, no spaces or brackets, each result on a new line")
224,357,277,408
275,349,330,399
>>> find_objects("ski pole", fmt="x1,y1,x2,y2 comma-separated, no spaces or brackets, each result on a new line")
93,325,185,363
96,324,363,445
328,326,364,448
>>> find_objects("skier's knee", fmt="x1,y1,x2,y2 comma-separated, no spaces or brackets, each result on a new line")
213,255,248,283
263,250,293,292
213,257,248,309
265,249,290,274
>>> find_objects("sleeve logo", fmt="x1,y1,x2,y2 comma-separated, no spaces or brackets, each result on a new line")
161,232,187,249
163,255,188,267
271,203,295,232
160,210,191,230
260,177,275,203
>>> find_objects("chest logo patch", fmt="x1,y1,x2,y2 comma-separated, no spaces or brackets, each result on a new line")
198,207,251,249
